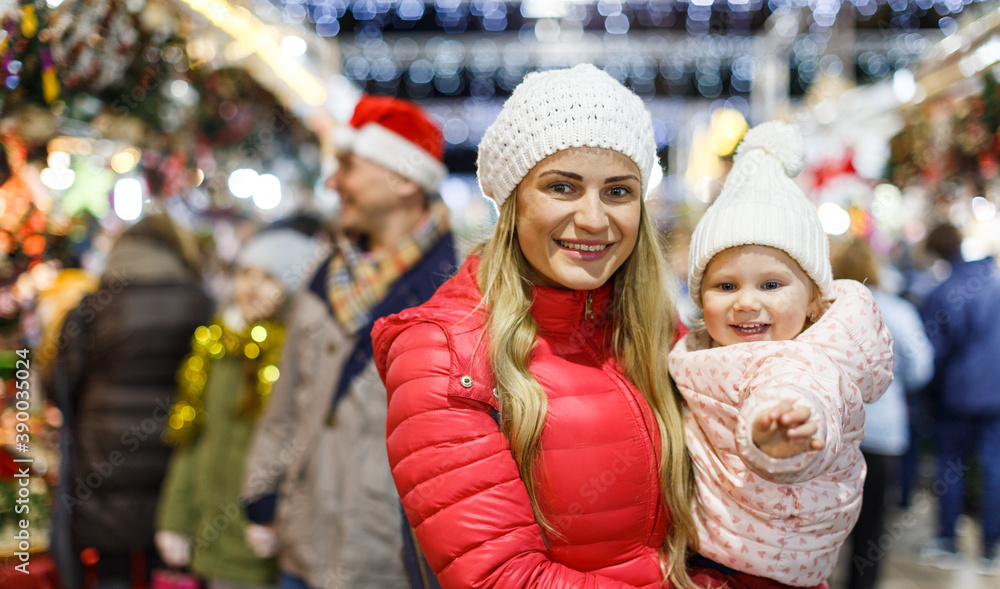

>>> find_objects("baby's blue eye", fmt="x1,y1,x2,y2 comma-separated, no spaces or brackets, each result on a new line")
762,281,780,290
718,283,736,291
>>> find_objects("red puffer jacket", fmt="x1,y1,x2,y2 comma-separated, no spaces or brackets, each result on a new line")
373,256,672,588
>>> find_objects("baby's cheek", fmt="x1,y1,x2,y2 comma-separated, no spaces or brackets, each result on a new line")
264,282,286,306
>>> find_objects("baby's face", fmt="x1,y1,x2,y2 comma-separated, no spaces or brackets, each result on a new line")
234,267,285,323
700,245,820,346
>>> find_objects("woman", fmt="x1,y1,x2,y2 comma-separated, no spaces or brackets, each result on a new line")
51,213,213,589
372,64,697,588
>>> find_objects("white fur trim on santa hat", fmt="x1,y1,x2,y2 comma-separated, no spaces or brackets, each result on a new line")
334,123,447,194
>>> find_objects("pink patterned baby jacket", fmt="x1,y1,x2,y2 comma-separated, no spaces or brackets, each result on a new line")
668,279,894,586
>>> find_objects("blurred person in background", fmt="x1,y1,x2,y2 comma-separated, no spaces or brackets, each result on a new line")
51,213,213,589
831,238,934,589
240,95,457,589
917,223,1000,576
155,229,318,589
889,241,936,512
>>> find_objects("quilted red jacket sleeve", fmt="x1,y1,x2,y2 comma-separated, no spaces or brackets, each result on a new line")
382,321,649,589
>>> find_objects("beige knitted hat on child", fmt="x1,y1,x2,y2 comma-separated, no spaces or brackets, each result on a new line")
687,121,833,308
476,64,659,207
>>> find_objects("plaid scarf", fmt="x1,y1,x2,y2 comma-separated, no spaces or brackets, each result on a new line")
327,202,450,334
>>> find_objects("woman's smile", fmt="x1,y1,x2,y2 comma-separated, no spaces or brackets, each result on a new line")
515,147,641,291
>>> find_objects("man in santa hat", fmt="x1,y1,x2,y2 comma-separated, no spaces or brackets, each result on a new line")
241,95,457,589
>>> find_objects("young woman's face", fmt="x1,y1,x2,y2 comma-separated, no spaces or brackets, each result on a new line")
515,147,642,291
701,245,821,347
234,267,285,323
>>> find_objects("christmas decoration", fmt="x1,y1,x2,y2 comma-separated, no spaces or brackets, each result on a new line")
1,0,61,111
888,72,1000,191
48,0,139,93
0,129,48,275
164,318,285,446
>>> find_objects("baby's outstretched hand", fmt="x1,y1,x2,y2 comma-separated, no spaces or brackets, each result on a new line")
751,400,825,458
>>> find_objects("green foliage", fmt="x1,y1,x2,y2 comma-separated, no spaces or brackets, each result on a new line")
982,72,999,135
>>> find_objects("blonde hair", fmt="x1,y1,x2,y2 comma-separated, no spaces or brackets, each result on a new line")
476,189,700,589
831,238,880,287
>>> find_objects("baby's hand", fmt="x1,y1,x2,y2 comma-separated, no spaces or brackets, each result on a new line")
751,400,825,458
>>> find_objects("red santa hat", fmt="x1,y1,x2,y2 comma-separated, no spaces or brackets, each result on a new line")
332,94,447,194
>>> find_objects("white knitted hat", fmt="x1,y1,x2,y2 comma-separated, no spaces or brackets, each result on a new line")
237,229,319,294
688,121,832,307
477,64,659,207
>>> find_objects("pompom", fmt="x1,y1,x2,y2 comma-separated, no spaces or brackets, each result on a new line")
734,121,806,178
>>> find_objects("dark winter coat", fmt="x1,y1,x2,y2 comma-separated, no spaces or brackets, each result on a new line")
242,232,456,589
54,235,212,553
919,256,1000,416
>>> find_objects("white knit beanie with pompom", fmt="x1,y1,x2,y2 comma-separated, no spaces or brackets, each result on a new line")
687,121,833,308
476,64,659,208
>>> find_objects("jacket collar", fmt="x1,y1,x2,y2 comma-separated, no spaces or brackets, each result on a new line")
373,254,618,382
529,280,615,337
441,256,616,336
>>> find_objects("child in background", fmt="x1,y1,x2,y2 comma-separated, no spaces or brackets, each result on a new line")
155,229,317,589
668,122,895,588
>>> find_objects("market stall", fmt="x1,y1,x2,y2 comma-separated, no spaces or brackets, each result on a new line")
1,0,341,579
